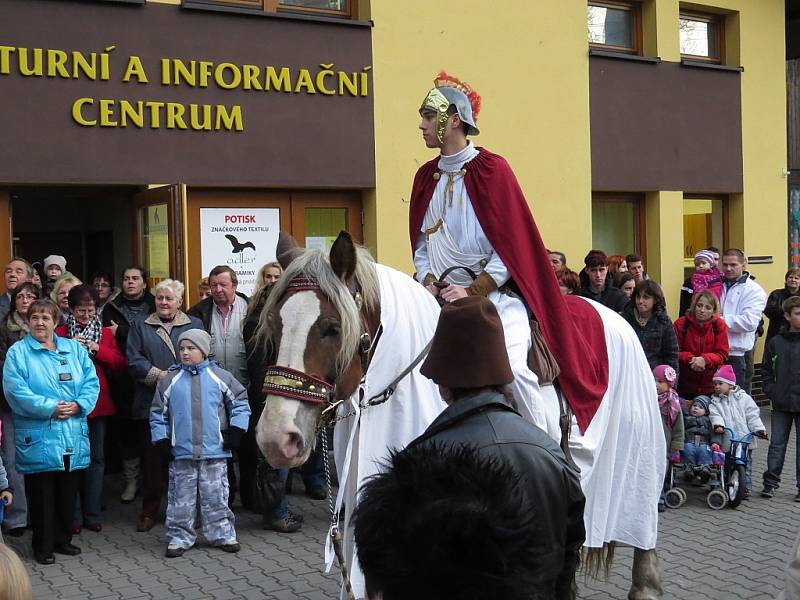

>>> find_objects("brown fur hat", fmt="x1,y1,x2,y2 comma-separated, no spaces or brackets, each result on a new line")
421,296,513,388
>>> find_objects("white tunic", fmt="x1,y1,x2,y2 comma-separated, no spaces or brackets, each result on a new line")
412,142,560,438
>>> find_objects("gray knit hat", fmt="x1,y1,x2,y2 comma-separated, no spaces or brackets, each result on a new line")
178,329,211,358
43,254,67,273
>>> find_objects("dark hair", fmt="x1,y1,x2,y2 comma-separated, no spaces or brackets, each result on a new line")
583,250,608,269
549,250,567,267
706,246,720,254
615,272,636,289
209,265,238,285
26,298,60,322
632,279,666,313
446,104,471,136
558,269,581,294
10,282,41,313
67,284,100,309
353,443,556,600
783,296,800,314
91,271,114,286
722,248,746,263
625,253,642,265
121,264,148,281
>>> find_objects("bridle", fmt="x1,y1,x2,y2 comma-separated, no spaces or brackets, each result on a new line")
259,272,381,600
261,274,376,429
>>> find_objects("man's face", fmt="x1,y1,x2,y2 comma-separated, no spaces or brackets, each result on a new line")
628,261,644,281
549,253,564,271
587,265,607,290
210,272,236,306
721,256,745,281
122,268,146,299
4,260,28,292
418,109,442,149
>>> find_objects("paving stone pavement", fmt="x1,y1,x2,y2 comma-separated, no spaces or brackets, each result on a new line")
11,408,799,599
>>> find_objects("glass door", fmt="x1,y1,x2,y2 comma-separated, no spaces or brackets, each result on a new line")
133,185,181,290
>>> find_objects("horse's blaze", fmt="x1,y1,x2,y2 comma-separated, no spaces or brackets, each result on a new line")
256,292,321,468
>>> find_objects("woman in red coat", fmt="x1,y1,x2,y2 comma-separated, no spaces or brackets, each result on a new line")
56,284,126,533
674,290,729,400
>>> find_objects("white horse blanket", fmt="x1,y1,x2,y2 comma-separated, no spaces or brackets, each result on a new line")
329,264,445,599
327,275,664,598
568,298,666,549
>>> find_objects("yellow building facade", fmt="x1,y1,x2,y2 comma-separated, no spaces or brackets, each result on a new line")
368,0,788,319
0,0,788,319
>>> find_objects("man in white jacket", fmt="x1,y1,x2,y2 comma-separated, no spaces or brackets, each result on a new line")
720,249,766,394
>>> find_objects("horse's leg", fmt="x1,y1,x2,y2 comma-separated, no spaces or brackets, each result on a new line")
628,547,663,600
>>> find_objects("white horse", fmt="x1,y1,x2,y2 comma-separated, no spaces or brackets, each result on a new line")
254,232,665,600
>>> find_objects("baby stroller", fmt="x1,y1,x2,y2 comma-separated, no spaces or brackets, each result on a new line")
664,460,688,509
706,427,755,510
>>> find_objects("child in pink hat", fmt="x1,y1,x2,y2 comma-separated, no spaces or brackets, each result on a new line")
654,365,684,511
709,365,767,492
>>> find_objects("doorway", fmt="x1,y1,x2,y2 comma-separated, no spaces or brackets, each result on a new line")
9,186,139,284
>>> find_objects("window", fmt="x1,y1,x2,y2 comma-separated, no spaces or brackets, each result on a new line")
588,1,641,55
200,0,352,18
279,0,349,17
679,12,723,63
592,193,645,257
683,196,727,278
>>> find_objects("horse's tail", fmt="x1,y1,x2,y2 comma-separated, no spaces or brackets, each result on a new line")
581,541,616,580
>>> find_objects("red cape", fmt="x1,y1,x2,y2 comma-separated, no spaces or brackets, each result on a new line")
409,148,608,433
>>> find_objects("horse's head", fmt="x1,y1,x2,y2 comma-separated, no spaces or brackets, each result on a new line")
254,231,380,468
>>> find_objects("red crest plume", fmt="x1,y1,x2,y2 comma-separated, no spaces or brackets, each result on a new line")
435,71,482,121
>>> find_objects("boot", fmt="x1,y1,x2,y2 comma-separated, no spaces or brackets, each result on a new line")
628,548,663,600
120,458,140,504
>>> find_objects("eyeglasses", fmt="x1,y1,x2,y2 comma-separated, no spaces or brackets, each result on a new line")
15,294,37,301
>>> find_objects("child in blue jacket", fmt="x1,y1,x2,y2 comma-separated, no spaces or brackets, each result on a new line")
150,329,250,558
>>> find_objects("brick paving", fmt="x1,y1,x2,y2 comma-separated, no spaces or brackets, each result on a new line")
9,407,799,599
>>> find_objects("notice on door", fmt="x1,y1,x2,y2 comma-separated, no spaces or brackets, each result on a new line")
200,208,280,297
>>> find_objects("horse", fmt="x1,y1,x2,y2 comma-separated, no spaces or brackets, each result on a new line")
254,231,666,600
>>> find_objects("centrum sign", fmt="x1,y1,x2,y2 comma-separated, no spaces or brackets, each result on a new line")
0,46,371,132
0,0,375,187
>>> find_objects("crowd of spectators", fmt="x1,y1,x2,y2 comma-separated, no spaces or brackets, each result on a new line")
0,255,326,565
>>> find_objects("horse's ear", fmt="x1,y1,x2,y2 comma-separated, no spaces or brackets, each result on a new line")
276,231,303,270
330,231,357,284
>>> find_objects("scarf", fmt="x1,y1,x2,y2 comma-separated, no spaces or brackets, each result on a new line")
5,311,29,338
658,388,682,429
66,314,103,358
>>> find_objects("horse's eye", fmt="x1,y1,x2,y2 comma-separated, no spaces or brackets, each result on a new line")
323,325,340,338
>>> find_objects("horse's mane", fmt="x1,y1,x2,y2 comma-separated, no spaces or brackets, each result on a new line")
253,245,380,378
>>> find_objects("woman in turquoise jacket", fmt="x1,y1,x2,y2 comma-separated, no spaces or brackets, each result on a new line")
2,298,99,565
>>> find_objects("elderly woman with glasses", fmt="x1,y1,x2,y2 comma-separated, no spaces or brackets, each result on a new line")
126,279,202,532
55,284,126,534
2,298,99,564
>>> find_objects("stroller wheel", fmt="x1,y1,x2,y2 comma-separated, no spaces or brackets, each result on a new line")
675,487,688,505
707,489,727,510
665,489,684,509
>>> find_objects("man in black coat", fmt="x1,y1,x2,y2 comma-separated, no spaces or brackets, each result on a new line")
353,296,585,600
